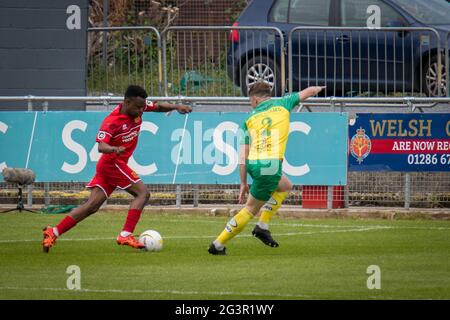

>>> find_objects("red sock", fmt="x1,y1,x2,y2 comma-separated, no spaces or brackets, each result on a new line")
122,209,142,233
55,216,77,236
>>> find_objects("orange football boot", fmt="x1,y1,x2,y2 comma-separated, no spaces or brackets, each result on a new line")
116,234,145,249
42,226,57,253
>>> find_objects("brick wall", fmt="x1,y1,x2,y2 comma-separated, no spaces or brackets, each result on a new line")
131,0,246,26
170,0,248,68
175,0,245,26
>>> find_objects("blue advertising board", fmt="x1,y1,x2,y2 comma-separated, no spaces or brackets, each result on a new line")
349,113,450,172
0,111,348,185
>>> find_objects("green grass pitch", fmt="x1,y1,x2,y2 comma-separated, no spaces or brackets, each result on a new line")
0,211,449,300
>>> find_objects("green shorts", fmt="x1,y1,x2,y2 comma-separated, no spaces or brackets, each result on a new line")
247,159,283,202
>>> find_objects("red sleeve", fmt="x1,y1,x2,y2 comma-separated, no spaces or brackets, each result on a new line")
96,119,115,144
144,101,158,112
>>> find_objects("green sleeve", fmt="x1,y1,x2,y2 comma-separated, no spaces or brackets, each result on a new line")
240,121,250,145
282,93,301,112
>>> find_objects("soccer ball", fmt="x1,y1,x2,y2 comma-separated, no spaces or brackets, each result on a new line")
139,230,163,252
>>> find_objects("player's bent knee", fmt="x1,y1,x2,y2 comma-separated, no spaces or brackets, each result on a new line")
85,201,103,214
135,189,150,202
278,179,294,192
286,182,294,192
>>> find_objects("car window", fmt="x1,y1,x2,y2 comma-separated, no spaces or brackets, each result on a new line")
289,0,331,26
395,0,450,25
340,0,406,27
269,0,289,23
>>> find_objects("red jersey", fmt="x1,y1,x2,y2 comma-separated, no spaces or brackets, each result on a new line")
95,101,157,167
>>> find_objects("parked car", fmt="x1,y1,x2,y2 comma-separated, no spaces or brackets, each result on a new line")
227,0,450,97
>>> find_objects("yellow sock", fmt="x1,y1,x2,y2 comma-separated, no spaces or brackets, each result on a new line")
259,191,288,225
216,208,253,245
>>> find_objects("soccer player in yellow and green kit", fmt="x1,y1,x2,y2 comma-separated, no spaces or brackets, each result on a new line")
208,82,325,255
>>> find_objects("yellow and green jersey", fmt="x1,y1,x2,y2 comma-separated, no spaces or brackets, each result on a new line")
241,93,300,160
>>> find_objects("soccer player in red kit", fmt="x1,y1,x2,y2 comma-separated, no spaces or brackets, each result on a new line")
42,85,192,252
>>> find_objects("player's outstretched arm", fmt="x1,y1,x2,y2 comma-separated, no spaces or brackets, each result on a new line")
98,142,125,155
153,102,192,114
299,86,326,101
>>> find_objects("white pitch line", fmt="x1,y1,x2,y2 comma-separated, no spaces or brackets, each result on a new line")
0,286,311,299
271,223,450,230
172,216,440,230
0,227,386,244
269,222,391,229
12,213,447,231
0,220,448,244
138,217,450,231
0,286,435,300
268,227,390,237
143,227,387,239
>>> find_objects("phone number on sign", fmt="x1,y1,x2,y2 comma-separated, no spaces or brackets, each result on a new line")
407,154,450,165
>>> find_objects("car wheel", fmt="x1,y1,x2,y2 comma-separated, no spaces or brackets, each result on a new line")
240,57,282,97
422,54,446,97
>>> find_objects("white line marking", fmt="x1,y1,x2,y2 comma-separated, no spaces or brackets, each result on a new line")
0,227,386,243
172,113,189,184
0,286,434,300
25,112,38,168
148,218,450,231
168,227,388,239
271,227,389,236
270,223,450,231
0,286,311,298
0,217,448,244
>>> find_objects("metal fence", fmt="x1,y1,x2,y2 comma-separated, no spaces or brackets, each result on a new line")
161,26,285,97
86,26,449,101
87,26,163,96
1,171,450,209
1,95,449,112
289,27,445,98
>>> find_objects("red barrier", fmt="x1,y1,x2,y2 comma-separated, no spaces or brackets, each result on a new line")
302,186,345,209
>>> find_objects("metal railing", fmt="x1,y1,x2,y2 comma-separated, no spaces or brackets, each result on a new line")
83,25,449,105
0,96,449,112
288,27,444,99
1,172,450,209
162,26,285,97
87,26,163,96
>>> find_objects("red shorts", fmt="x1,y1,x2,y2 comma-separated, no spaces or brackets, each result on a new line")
86,162,141,197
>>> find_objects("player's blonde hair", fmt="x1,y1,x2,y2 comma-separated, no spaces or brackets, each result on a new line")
248,81,272,98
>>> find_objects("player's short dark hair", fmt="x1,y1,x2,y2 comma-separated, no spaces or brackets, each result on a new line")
248,81,272,98
124,85,148,99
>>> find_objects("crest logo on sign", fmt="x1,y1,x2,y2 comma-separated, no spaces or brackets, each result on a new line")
350,127,371,164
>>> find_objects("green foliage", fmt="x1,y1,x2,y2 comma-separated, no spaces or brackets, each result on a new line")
225,0,250,22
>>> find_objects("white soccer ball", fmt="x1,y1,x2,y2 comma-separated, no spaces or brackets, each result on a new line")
139,230,163,252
